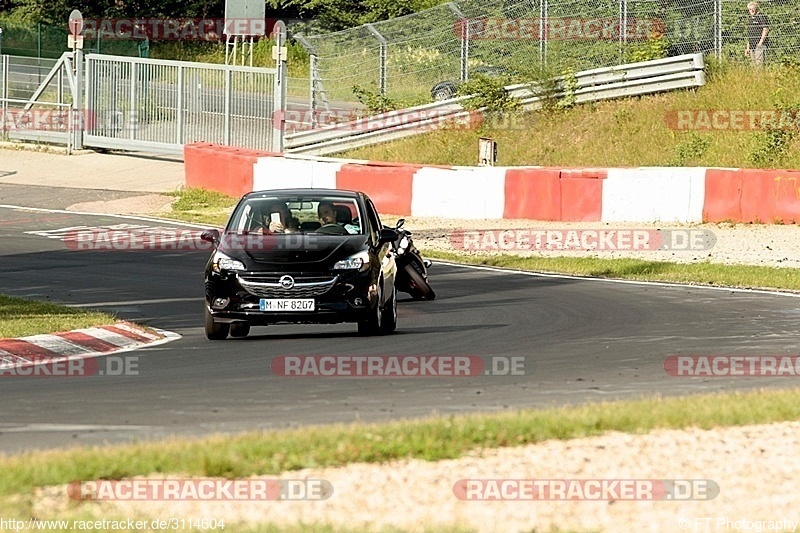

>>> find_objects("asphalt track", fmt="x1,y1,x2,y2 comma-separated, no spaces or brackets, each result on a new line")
1,188,800,454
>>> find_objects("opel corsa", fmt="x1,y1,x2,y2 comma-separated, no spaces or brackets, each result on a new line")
201,189,399,339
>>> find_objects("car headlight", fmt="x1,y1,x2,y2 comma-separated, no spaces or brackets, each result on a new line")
211,251,245,272
333,250,370,272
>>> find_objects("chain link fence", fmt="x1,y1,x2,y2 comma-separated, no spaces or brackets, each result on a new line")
296,0,797,108
0,20,142,59
720,0,799,61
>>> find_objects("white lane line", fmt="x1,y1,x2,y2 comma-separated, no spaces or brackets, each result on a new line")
68,297,201,307
0,204,212,229
8,204,796,298
0,424,154,432
434,260,800,299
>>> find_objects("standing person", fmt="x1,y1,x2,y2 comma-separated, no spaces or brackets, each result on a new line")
745,2,769,66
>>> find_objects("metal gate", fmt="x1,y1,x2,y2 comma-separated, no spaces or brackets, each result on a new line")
1,26,287,155
84,54,281,154
0,53,78,151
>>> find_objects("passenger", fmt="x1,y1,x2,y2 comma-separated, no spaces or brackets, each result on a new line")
265,202,299,233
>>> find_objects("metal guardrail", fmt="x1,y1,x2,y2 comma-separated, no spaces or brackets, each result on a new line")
285,96,472,149
286,53,706,156
509,53,706,108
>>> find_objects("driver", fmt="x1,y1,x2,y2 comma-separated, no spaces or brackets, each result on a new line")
318,202,359,234
317,201,337,226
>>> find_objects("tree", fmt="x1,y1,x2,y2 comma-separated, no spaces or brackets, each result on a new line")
267,0,445,32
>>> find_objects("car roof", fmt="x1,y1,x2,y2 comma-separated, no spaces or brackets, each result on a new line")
243,189,362,199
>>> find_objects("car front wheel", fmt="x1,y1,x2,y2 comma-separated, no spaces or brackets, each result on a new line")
380,285,397,334
358,283,385,336
204,306,230,340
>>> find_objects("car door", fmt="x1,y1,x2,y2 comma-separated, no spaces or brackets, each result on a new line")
364,197,396,292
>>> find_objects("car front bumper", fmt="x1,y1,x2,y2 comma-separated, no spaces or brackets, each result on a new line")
205,268,377,326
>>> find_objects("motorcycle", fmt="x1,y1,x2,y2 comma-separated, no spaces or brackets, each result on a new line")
389,219,436,300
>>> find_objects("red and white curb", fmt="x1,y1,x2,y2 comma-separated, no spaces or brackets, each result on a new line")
0,322,179,372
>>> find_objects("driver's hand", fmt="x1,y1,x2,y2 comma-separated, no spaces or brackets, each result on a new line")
268,221,285,233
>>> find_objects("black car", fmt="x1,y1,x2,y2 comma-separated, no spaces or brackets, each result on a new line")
201,189,399,339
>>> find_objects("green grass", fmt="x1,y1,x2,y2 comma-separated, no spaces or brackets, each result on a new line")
1,388,798,501
338,62,800,169
162,187,239,226
0,294,116,339
426,251,800,292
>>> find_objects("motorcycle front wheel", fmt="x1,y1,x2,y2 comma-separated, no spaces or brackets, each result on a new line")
403,263,436,300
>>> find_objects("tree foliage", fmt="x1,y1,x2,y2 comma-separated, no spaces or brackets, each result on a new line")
3,0,253,24
2,0,445,31
266,0,444,32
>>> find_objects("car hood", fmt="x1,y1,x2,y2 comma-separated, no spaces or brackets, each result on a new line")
218,232,369,269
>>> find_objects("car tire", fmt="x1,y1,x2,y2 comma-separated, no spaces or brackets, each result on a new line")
358,282,383,336
431,82,457,101
380,285,397,334
229,323,250,338
205,306,230,340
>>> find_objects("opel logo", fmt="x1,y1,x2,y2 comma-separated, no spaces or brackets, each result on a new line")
279,275,295,289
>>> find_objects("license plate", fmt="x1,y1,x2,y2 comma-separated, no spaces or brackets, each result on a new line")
259,299,315,311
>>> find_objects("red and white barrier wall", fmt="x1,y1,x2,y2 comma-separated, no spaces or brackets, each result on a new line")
185,143,800,223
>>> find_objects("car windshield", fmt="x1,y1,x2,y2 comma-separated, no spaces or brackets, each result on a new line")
227,195,363,235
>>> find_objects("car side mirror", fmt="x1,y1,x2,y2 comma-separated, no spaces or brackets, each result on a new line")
395,218,405,230
200,229,220,245
379,227,399,245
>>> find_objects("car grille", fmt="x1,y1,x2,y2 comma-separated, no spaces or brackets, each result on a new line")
238,274,339,298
